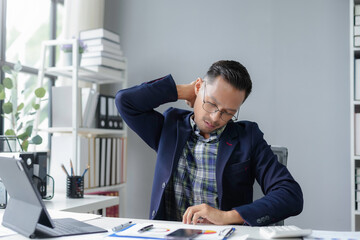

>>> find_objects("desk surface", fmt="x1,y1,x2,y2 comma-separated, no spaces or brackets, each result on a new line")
1,216,263,240
44,192,119,213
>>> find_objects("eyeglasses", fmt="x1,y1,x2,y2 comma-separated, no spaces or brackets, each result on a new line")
202,82,239,122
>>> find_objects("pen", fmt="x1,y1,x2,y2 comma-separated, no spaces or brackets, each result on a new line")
137,224,153,233
223,227,235,240
70,159,74,176
112,221,133,232
61,164,70,177
82,165,90,177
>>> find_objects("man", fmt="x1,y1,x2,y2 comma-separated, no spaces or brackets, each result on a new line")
115,60,303,226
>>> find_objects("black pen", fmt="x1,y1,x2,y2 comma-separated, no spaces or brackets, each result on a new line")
137,224,153,233
112,221,133,232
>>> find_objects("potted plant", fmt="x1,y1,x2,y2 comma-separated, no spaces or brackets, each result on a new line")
0,61,46,151
60,39,87,66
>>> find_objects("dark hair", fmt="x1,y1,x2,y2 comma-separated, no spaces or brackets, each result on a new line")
206,60,252,100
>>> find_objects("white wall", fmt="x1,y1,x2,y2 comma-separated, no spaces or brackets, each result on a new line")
104,0,350,230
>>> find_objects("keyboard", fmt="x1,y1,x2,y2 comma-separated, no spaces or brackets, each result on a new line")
259,225,312,239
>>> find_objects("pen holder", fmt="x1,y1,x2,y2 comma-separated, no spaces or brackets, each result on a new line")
66,176,84,198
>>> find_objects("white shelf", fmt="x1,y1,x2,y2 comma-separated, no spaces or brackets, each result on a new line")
46,66,125,85
85,183,126,194
41,127,126,136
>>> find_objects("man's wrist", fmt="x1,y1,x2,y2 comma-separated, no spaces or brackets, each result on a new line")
224,210,245,225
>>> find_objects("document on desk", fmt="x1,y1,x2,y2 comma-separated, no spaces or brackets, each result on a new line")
304,230,360,240
107,222,247,240
47,209,102,222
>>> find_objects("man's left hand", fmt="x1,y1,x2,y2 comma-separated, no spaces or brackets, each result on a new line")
182,204,244,225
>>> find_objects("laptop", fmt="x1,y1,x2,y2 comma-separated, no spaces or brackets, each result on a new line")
0,156,107,238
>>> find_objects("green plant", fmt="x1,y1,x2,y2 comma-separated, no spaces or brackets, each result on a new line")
0,61,46,151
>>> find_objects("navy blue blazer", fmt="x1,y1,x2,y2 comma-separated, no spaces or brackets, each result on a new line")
115,74,303,226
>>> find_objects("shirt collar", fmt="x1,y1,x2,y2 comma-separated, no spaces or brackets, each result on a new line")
190,115,226,142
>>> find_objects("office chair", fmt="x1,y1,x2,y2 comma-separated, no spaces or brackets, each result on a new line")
252,145,288,226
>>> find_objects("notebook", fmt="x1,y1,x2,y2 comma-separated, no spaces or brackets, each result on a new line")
0,156,107,238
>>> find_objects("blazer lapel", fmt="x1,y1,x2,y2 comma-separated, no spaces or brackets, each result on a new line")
216,122,239,207
171,113,193,174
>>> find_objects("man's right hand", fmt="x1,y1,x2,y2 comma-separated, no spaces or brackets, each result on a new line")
176,78,202,108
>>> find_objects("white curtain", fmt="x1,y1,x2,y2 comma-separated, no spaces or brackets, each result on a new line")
58,0,105,86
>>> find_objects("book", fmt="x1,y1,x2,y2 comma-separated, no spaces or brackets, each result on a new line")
355,36,360,47
84,65,124,79
116,138,121,184
111,138,116,185
356,111,360,156
355,59,360,100
80,28,120,43
356,16,360,26
356,5,360,16
81,56,126,70
100,138,106,187
83,90,99,128
82,38,121,50
82,51,125,61
88,137,95,188
355,26,360,36
106,138,111,186
86,45,123,56
94,138,100,188
78,136,89,189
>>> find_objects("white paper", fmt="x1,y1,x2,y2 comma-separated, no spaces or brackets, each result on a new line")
47,209,101,222
108,222,246,240
304,230,360,240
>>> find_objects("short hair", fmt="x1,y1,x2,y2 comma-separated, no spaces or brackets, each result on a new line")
205,60,252,100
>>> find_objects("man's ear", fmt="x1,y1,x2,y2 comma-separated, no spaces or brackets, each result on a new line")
194,78,203,95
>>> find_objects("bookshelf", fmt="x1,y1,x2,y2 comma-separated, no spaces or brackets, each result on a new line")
351,0,360,231
37,39,127,217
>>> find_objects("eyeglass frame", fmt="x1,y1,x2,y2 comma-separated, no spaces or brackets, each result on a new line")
202,81,239,122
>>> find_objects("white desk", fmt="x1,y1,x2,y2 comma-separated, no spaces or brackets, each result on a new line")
44,192,119,214
0,216,265,239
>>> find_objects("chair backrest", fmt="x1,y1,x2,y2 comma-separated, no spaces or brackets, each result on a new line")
270,146,288,167
253,145,288,226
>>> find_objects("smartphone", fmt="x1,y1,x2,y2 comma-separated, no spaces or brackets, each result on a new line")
165,228,203,240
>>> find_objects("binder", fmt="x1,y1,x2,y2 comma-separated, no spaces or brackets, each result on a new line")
96,95,123,129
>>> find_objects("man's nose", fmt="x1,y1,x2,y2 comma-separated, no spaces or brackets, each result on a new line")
210,111,222,122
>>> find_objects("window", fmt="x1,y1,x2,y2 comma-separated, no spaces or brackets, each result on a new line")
0,0,63,151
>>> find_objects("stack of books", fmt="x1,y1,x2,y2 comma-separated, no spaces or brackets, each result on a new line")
355,5,360,47
80,28,126,78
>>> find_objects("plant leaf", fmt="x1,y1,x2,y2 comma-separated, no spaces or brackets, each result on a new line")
30,135,42,145
32,103,40,110
17,122,23,132
2,65,11,74
17,132,28,141
14,61,22,72
4,129,15,136
25,125,33,136
34,87,46,98
17,102,24,111
3,77,13,89
21,140,29,152
0,90,5,100
2,102,13,114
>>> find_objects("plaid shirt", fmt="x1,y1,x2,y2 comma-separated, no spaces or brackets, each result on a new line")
164,116,226,221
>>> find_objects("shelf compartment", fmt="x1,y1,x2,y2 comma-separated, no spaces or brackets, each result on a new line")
85,183,126,194
46,66,125,85
40,127,126,136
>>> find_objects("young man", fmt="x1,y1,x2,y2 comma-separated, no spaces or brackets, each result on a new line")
115,60,303,226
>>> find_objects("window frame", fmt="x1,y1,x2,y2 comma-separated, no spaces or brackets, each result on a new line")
0,0,62,144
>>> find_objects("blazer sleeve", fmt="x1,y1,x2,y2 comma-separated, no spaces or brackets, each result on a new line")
115,74,178,151
234,123,303,226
